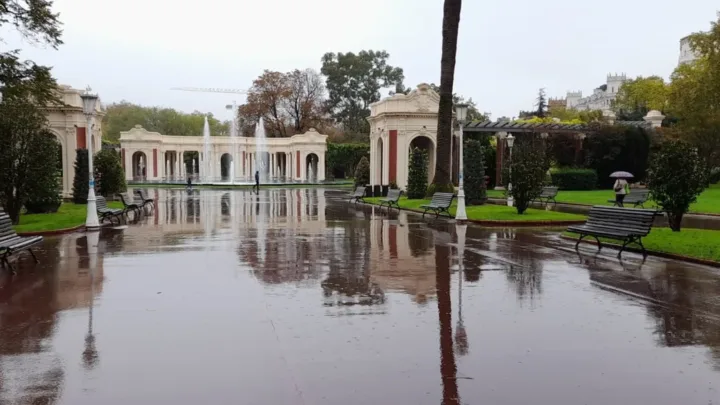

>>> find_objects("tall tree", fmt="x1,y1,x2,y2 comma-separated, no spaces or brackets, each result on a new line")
430,0,463,192
102,102,229,142
284,69,328,132
614,76,669,120
0,0,63,105
321,50,406,135
668,14,720,166
239,70,291,137
535,88,547,118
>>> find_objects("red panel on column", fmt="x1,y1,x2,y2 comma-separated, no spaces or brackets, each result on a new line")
296,151,300,178
76,127,87,149
389,224,398,259
153,149,158,177
389,130,397,183
121,148,125,169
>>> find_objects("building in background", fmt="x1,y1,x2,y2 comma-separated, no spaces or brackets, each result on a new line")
679,35,701,66
565,73,627,113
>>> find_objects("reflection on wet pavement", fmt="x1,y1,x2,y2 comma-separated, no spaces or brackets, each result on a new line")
1,188,719,404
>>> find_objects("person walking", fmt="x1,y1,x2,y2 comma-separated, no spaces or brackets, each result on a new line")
254,170,260,194
613,177,629,207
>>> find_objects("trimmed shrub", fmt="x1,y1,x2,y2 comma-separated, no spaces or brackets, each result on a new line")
24,132,62,214
508,137,550,214
647,140,709,231
464,139,487,204
550,168,598,190
326,142,369,180
585,125,652,188
407,147,428,199
95,149,127,197
72,149,89,204
353,156,370,186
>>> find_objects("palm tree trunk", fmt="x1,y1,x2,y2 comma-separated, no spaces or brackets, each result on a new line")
432,0,463,189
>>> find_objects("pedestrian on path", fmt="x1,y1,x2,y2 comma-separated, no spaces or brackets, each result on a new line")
613,178,629,207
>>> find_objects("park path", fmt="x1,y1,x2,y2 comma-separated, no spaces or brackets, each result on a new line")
1,188,719,404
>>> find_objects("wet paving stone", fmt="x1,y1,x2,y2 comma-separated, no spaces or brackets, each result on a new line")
1,188,719,404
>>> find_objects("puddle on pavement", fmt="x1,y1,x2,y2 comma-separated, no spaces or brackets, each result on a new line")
1,188,719,405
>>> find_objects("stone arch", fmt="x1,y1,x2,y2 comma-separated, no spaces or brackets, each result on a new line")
132,151,148,181
306,153,319,182
408,135,436,184
376,137,384,184
47,129,67,193
220,153,233,181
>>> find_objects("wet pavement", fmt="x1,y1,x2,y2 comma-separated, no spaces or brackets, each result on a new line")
2,188,720,404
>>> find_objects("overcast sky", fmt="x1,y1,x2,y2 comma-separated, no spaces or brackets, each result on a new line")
2,0,717,122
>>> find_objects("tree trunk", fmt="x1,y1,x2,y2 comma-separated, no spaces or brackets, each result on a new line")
667,211,684,232
5,198,23,225
435,244,460,405
431,0,463,189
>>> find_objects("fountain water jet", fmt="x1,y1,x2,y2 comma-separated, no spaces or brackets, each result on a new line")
255,118,268,183
202,116,211,183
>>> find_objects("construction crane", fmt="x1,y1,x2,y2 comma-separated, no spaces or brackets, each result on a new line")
170,87,248,95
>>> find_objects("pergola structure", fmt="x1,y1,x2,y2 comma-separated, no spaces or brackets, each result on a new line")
462,118,660,188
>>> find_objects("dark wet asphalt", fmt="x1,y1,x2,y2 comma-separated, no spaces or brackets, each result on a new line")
1,188,719,405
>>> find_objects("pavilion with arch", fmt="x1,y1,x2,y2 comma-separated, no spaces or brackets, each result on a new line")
43,85,105,198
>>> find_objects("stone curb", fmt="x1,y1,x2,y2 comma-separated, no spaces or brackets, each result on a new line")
560,235,720,268
16,224,85,237
365,202,587,228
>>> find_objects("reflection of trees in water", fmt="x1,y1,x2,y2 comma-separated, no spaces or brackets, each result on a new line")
590,262,720,371
0,238,65,404
506,264,543,306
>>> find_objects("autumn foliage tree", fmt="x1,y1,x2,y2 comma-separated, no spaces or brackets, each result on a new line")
239,69,327,137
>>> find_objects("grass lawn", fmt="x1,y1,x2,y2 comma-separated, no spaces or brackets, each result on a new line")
13,201,123,233
565,227,720,263
487,184,720,214
364,196,585,222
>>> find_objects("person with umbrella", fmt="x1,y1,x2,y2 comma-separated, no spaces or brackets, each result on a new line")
611,171,633,207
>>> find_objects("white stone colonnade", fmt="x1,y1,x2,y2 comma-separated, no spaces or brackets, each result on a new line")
119,127,328,183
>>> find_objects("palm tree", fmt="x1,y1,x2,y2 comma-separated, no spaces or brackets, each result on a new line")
431,0,463,192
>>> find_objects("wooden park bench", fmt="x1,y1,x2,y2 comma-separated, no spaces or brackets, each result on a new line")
608,189,650,208
566,206,657,258
96,196,126,225
117,192,142,217
0,210,43,272
348,186,366,204
532,186,559,208
378,189,403,211
420,192,455,218
134,189,155,211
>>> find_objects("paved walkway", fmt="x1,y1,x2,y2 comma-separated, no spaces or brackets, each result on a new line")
1,188,719,404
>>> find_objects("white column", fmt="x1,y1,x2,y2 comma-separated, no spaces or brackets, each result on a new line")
300,152,306,181
318,152,326,181
369,138,376,186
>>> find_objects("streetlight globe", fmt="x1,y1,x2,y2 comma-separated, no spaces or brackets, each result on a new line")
455,103,469,123
506,134,515,148
80,87,99,116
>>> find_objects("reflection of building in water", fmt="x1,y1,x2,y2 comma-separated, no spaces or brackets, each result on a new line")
239,188,329,286
369,220,438,303
0,233,105,404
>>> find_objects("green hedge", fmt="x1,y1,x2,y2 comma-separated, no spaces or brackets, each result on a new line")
550,168,598,190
